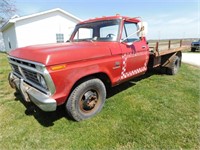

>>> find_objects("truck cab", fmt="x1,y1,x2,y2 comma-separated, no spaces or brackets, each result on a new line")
69,16,149,81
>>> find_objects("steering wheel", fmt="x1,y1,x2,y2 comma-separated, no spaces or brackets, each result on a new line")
106,33,116,38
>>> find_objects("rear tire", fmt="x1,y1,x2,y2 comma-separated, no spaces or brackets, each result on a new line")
167,55,181,75
66,78,106,121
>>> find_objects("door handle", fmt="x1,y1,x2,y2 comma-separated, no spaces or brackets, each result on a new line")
142,46,146,49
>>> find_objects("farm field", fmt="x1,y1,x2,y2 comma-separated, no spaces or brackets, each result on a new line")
0,50,199,149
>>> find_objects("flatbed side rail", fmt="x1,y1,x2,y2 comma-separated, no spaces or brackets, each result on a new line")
148,39,190,69
149,39,190,57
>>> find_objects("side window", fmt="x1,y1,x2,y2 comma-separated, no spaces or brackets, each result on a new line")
122,22,139,42
100,25,118,40
74,28,93,40
56,33,64,43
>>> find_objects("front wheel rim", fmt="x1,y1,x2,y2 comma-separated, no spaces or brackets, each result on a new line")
79,90,100,113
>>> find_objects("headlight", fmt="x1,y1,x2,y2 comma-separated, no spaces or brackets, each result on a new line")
37,73,48,89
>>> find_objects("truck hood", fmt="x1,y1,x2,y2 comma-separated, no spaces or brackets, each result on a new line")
192,41,200,45
9,42,112,66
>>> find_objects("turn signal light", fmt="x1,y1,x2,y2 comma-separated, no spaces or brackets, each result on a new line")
51,64,66,71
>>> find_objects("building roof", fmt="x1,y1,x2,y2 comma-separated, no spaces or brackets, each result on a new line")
0,8,82,32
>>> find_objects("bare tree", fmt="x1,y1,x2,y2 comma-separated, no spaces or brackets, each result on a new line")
0,0,17,25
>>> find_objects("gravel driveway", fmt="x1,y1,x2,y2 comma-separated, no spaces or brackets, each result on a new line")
182,53,200,67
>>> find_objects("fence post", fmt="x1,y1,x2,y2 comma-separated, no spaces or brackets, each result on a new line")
168,40,171,49
180,39,182,47
156,41,159,52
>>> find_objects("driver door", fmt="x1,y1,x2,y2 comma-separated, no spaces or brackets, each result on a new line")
119,21,148,80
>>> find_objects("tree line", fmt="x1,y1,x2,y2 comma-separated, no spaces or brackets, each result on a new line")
0,0,16,26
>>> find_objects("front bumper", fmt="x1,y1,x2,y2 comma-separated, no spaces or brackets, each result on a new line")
191,45,200,50
8,72,57,111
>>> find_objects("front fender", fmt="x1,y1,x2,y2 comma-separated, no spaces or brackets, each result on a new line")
48,56,121,105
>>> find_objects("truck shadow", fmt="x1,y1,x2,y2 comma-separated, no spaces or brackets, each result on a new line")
107,71,155,98
14,93,73,127
14,70,158,127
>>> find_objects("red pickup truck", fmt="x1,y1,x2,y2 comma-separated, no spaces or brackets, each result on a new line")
8,15,184,121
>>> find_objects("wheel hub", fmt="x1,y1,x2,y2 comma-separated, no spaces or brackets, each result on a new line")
82,91,98,111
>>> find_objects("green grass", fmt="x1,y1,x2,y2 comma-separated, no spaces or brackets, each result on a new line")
0,53,200,149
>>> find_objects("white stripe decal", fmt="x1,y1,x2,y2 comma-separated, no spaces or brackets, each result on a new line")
120,53,148,80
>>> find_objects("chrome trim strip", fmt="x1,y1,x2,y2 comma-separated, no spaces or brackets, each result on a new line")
43,69,56,95
8,56,45,67
9,60,44,74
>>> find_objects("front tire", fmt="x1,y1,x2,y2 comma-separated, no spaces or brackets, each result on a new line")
66,78,106,121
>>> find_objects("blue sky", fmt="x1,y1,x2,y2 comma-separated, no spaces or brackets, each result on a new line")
15,0,200,39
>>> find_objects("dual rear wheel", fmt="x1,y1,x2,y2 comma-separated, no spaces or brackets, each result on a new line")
167,55,181,75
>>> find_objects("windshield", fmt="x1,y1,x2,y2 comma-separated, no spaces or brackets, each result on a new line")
71,19,121,42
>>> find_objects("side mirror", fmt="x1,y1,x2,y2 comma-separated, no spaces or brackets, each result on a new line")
120,40,133,46
126,42,133,46
137,22,148,37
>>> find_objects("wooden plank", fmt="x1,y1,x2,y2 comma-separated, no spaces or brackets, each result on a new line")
149,39,190,57
153,46,189,57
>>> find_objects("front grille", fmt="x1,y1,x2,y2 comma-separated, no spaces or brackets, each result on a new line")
9,58,36,68
194,44,199,46
8,57,47,93
21,68,41,86
11,64,22,76
8,56,55,95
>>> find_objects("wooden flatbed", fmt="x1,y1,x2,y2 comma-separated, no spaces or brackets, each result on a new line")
148,40,190,69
